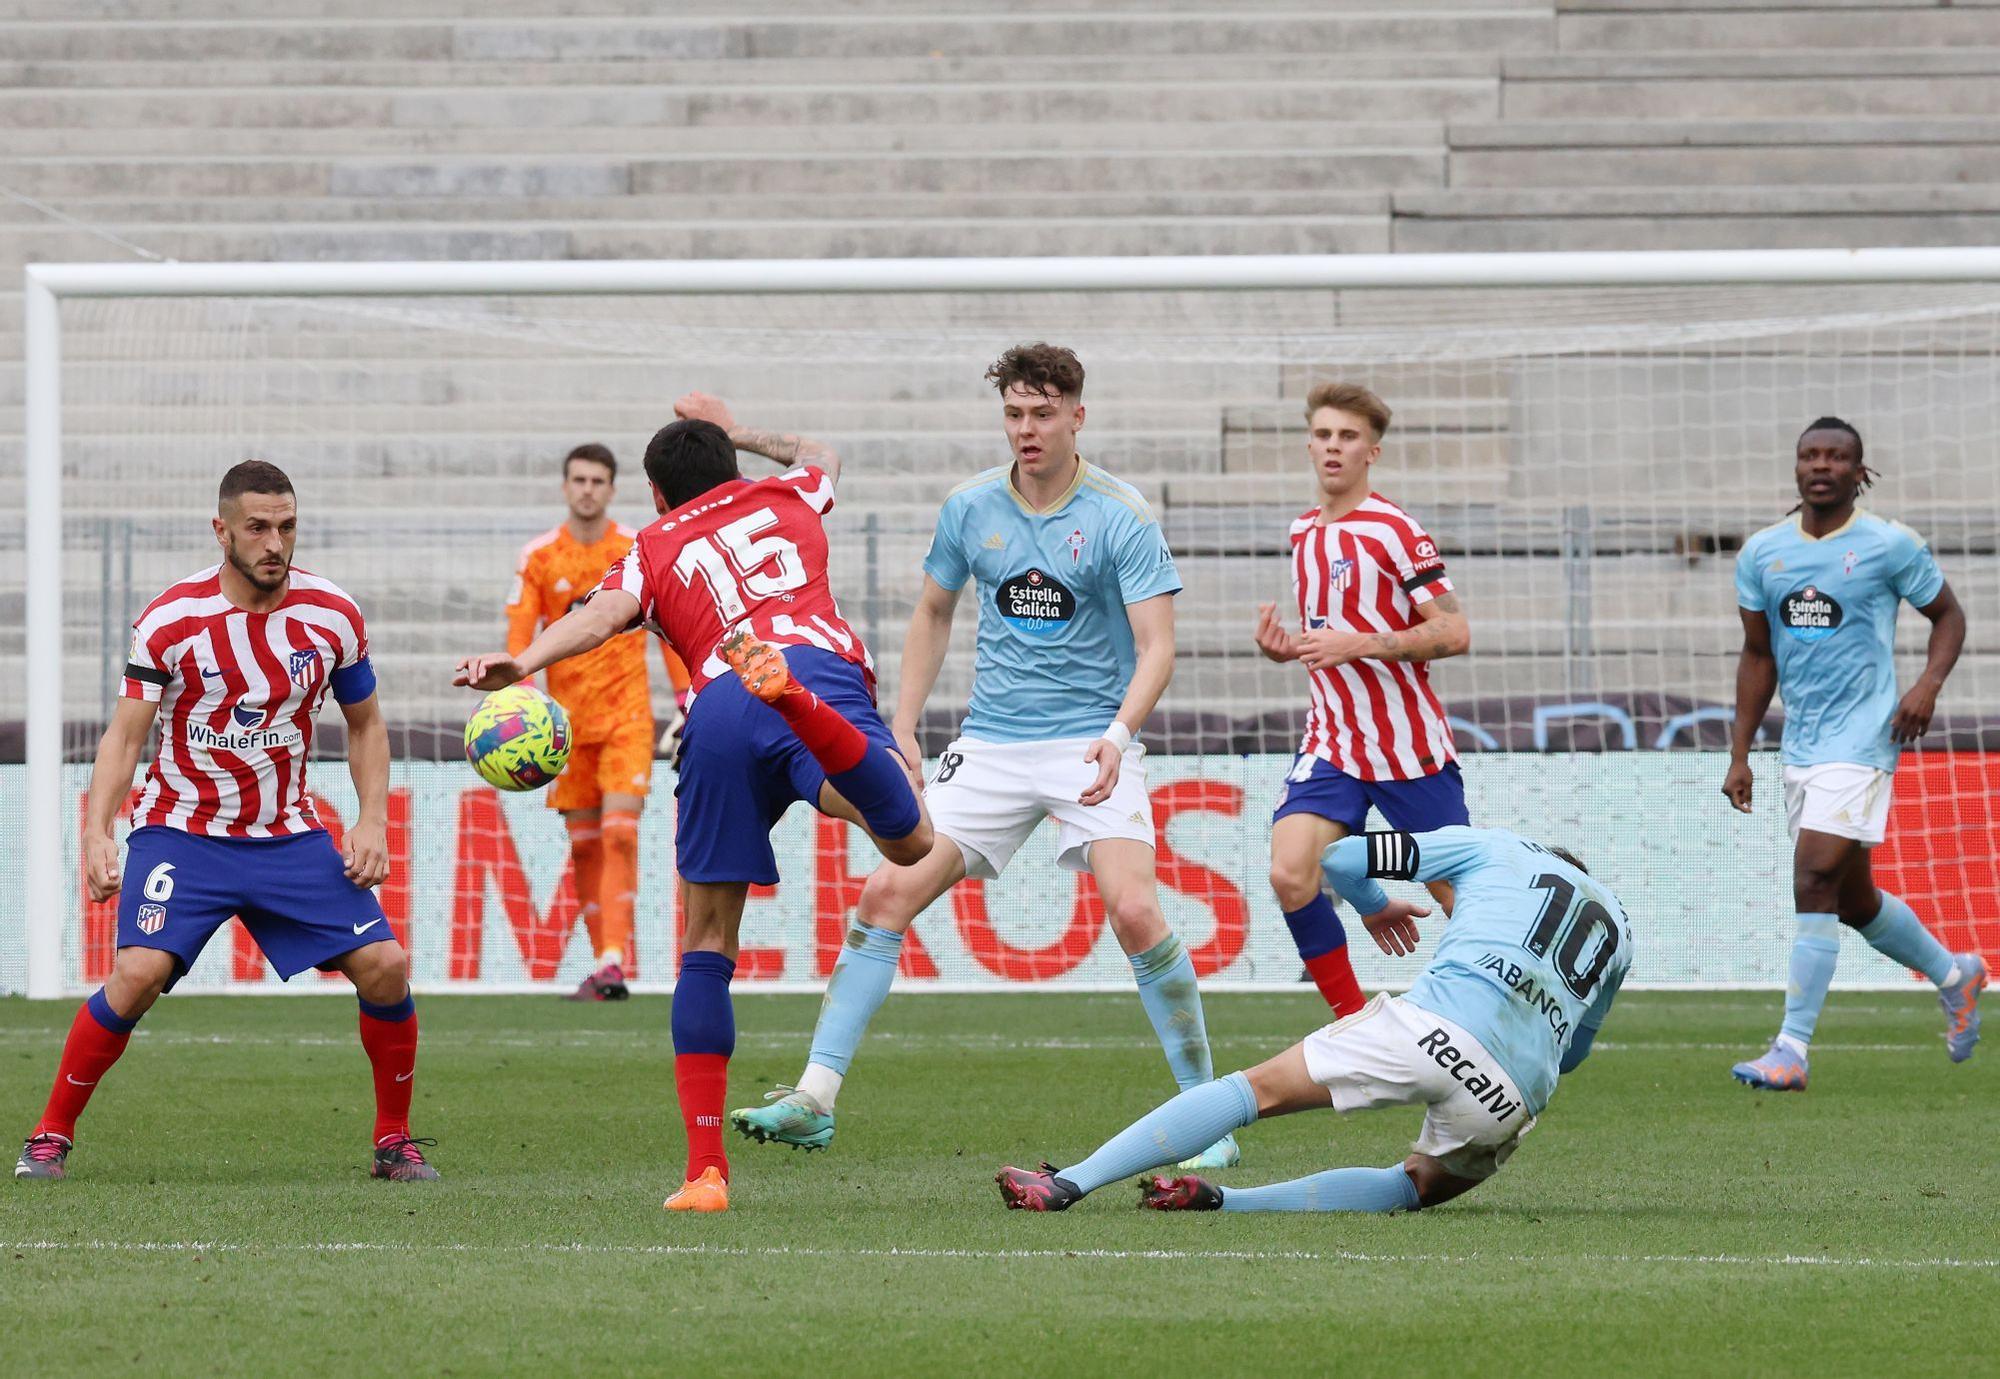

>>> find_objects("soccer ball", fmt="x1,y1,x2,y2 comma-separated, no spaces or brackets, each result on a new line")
464,684,572,791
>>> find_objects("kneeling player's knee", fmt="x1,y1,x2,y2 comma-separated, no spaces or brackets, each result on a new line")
1400,1153,1477,1209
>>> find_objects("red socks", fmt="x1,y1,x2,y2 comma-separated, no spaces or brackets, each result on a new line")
357,994,419,1144
674,1053,730,1182
1303,950,1367,1018
33,991,137,1142
766,687,868,774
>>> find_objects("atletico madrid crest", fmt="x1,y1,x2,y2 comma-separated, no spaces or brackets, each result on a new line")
287,647,323,692
136,903,167,935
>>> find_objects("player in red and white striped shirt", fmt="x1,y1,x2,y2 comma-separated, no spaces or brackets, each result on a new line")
456,395,930,1212
1252,384,1473,1016
16,461,435,1185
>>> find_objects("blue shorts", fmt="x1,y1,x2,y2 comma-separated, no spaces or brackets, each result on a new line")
117,825,389,989
675,648,895,885
1271,756,1470,835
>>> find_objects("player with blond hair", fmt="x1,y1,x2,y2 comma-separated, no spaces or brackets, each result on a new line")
1253,382,1472,1016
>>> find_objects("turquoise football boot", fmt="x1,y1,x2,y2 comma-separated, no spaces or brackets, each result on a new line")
1174,1133,1241,1172
729,1087,835,1152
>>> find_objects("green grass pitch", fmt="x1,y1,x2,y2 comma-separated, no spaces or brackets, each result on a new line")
1,989,1990,1377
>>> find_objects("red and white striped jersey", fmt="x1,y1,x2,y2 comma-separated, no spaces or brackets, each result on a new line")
1290,494,1457,781
592,466,873,695
120,565,373,838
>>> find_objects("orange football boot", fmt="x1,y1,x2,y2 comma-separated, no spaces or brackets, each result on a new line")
663,1165,730,1213
719,630,796,705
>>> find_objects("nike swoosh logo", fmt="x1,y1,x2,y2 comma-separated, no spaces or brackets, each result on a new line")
65,1075,96,1086
394,1072,414,1083
201,668,224,679
352,918,384,936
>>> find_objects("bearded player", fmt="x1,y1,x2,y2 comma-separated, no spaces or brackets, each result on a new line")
1725,417,1984,1090
732,343,1234,1172
457,396,931,1212
1253,383,1471,1016
16,461,434,1184
507,442,691,1001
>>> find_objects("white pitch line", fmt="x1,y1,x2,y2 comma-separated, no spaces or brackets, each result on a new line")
0,1031,1943,1053
3,1240,1992,1272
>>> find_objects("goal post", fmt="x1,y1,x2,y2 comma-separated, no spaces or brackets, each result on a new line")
18,249,2000,998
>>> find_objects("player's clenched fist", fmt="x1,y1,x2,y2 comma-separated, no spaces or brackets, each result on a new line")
674,391,737,432
83,833,122,903
454,654,525,691
1721,760,1755,814
343,817,390,889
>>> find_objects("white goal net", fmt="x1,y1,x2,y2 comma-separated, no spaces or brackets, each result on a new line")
9,257,1998,995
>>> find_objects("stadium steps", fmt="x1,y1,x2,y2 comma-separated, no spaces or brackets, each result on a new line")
1501,47,2000,120
0,86,1489,135
0,51,1505,90
0,12,1556,63
1448,117,2000,189
1391,184,2000,252
1555,2,2000,53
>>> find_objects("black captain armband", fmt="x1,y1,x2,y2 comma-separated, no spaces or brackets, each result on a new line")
1364,830,1421,881
124,662,172,688
1401,566,1448,595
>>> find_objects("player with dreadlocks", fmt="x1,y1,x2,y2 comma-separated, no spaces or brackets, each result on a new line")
1723,417,1984,1090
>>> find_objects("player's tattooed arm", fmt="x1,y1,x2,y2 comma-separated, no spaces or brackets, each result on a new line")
1295,591,1470,669
673,390,844,486
730,427,843,486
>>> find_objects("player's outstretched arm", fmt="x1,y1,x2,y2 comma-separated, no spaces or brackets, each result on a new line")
1316,829,1497,956
890,575,962,777
673,390,843,487
337,693,392,889
455,590,640,691
1892,581,1966,743
1723,608,1777,813
1082,592,1176,806
82,697,158,902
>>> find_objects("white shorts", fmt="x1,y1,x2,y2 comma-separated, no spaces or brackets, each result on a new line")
1300,993,1536,1182
1782,762,1893,845
922,735,1154,880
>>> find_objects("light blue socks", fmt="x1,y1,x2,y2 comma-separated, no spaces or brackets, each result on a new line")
1220,1165,1420,1214
1780,912,1841,1047
1129,934,1214,1091
806,921,903,1077
1857,891,1956,986
1060,1071,1258,1195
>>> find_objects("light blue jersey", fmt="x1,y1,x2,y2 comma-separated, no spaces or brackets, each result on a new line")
1734,509,1945,772
924,459,1181,742
1322,826,1633,1115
